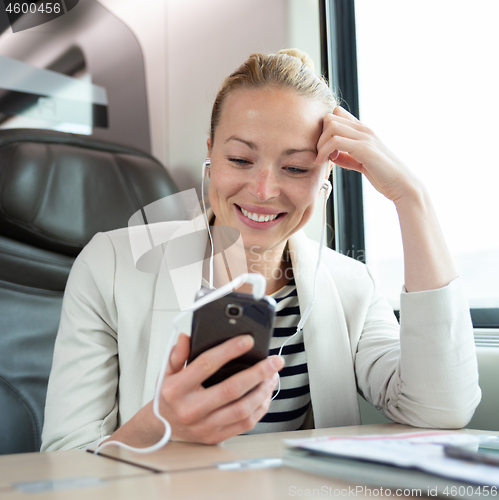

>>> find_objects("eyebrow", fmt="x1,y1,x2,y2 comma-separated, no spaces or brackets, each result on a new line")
225,136,316,156
282,147,316,156
226,136,257,150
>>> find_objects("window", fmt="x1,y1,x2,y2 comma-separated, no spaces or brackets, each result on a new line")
322,0,499,327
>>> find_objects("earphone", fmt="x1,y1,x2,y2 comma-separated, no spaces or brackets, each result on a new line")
94,272,267,456
270,173,330,400
202,158,211,176
200,159,331,402
201,158,214,288
322,179,332,199
94,159,331,454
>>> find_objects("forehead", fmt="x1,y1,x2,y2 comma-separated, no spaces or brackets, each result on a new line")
214,87,327,148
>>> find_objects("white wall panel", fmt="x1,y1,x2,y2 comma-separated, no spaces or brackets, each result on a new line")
85,0,323,241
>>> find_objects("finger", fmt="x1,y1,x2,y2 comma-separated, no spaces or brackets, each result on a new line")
322,112,364,136
329,150,340,162
182,334,256,391
216,391,274,442
316,116,364,164
197,375,277,444
207,353,283,406
169,352,283,428
217,372,278,427
166,333,191,375
317,135,364,168
160,335,260,427
334,106,362,123
322,110,369,139
333,151,365,172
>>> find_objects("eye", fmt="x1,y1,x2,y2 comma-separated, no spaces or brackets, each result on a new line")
285,166,308,175
228,157,251,167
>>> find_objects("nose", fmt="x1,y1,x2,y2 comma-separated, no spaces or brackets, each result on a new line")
247,164,280,202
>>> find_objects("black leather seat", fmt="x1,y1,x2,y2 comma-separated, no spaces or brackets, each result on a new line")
0,129,177,454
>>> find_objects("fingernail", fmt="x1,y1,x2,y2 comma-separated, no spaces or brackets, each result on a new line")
238,334,254,349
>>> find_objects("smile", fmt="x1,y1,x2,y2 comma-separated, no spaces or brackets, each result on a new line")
240,207,279,222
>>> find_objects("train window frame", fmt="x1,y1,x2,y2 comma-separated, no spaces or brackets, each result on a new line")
319,0,499,330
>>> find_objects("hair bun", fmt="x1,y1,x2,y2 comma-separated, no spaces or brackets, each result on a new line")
277,48,315,72
210,48,336,144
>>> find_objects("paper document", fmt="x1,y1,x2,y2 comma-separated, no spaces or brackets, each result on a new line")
285,432,499,487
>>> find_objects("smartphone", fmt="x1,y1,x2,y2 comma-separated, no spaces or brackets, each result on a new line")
187,288,276,388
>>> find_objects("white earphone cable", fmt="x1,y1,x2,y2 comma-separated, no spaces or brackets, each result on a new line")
201,159,214,289
94,272,266,455
94,162,331,453
271,179,330,401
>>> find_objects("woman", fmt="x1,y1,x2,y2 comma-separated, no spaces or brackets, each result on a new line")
41,49,480,451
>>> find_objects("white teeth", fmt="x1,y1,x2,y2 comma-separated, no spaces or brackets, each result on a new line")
240,207,279,222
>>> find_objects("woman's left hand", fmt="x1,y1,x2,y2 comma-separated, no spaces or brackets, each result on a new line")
316,106,421,204
318,107,459,292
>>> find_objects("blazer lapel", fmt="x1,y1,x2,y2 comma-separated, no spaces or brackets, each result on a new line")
289,231,361,428
142,215,208,405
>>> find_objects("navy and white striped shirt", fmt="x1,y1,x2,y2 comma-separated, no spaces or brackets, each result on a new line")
247,277,310,434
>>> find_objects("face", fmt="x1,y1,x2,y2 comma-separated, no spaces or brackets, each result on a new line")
207,87,331,255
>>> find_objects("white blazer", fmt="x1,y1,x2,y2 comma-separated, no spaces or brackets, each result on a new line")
41,217,481,451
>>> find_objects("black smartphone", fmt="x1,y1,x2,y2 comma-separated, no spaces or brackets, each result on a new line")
187,288,276,388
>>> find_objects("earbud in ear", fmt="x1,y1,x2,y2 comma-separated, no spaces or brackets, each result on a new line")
321,180,332,198
202,158,211,179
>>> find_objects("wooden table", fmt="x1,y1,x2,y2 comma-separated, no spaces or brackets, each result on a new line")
0,449,151,497
0,465,393,500
1,424,496,499
94,422,416,472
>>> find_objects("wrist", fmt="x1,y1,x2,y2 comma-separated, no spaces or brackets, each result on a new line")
393,179,429,213
140,400,167,443
105,400,166,448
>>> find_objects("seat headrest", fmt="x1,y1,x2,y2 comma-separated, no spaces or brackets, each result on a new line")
0,129,177,256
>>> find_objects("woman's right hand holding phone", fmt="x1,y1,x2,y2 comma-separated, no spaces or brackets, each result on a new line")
104,333,283,447
159,333,283,444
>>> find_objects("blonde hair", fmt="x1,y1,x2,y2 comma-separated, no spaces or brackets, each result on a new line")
210,49,337,145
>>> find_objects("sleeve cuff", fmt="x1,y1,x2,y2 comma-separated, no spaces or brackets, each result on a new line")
401,275,461,295
399,275,473,347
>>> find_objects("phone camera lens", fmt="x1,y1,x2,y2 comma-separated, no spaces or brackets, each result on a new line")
226,304,243,318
